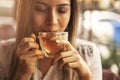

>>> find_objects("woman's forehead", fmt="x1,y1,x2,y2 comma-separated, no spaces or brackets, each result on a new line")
35,0,71,4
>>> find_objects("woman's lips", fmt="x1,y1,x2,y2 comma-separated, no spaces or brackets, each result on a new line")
42,30,59,32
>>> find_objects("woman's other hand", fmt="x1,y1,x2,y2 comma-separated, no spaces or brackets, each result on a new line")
53,41,92,80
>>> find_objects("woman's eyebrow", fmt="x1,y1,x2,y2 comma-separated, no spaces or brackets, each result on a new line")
57,3,70,7
36,1,48,6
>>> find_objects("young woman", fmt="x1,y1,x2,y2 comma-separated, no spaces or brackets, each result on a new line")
0,0,102,80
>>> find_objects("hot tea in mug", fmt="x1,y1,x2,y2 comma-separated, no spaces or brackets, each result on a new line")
38,32,68,58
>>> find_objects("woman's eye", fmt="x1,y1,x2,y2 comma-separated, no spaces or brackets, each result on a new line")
58,8,69,13
35,6,48,12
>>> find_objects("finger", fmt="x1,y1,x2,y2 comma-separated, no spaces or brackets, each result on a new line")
19,42,39,54
64,41,75,51
20,49,44,58
17,38,35,49
28,54,44,60
16,42,39,55
64,61,80,70
25,56,37,63
58,55,79,70
18,54,43,65
53,50,75,64
19,56,37,67
59,41,75,51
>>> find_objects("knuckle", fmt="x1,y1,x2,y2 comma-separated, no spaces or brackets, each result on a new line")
75,55,79,61
37,43,39,48
35,43,39,48
72,50,77,54
16,50,23,57
16,48,20,55
66,63,71,67
18,55,24,60
33,49,37,53
23,38,28,43
25,59,29,64
61,58,65,63
59,52,64,57
26,42,32,48
27,42,31,46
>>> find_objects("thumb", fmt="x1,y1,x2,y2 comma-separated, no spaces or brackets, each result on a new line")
31,33,36,41
60,41,74,51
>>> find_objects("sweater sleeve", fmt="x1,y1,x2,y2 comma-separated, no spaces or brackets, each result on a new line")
76,39,102,80
0,39,15,80
0,57,5,80
89,43,102,80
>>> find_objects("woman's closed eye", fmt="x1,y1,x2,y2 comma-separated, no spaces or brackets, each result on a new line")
57,7,70,14
35,5,48,12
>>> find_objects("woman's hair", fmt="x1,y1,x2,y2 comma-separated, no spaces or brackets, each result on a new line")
15,0,34,47
10,0,79,79
9,0,35,79
67,0,79,47
64,0,79,79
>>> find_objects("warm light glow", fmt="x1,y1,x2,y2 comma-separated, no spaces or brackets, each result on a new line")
111,64,119,74
98,45,111,59
0,1,14,8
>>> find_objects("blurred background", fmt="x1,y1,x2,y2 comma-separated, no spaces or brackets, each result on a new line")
0,0,120,80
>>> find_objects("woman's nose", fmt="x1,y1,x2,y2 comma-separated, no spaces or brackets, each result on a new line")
45,11,58,26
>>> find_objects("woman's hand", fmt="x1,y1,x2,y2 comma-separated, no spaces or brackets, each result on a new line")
53,41,92,80
14,34,44,80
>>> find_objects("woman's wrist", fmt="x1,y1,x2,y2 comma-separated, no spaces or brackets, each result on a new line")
13,67,33,80
13,73,32,80
79,72,92,80
13,72,32,80
76,67,92,80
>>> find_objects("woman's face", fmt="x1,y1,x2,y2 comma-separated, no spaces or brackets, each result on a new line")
33,0,71,33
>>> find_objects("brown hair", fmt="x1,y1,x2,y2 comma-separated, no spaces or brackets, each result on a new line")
15,0,34,46
10,0,79,79
9,0,35,79
64,1,79,79
67,0,79,47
